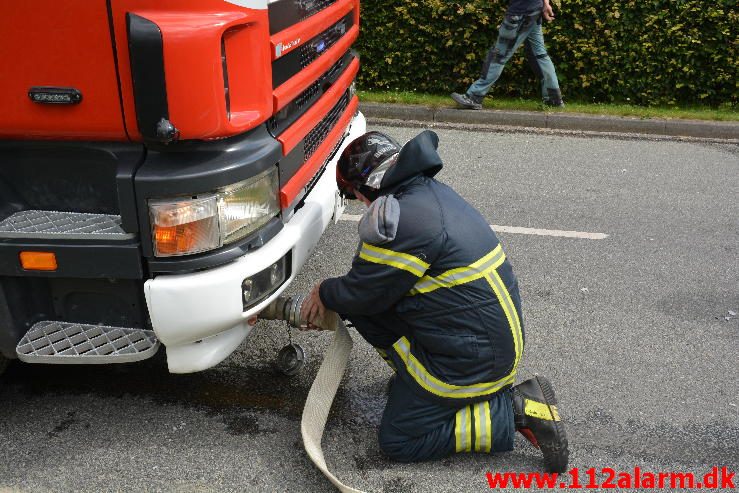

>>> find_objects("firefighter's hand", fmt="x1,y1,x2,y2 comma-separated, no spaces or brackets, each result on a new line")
300,282,326,330
542,2,555,21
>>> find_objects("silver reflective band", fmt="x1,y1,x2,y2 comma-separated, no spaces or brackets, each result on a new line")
364,154,398,189
475,401,492,452
456,406,470,452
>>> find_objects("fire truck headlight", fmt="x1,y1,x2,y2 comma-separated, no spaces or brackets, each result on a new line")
218,167,280,245
148,167,279,257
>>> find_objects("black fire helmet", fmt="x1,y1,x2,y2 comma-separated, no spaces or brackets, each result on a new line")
336,131,402,200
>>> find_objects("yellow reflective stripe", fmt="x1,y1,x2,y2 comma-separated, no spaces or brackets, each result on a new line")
525,399,561,421
375,348,397,371
392,337,516,399
359,242,429,277
484,270,523,372
455,406,472,452
409,245,505,295
411,246,503,294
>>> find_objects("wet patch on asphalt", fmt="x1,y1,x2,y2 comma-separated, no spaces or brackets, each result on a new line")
47,410,80,437
0,352,310,437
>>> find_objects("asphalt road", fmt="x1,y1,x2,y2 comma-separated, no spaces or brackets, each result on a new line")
1,126,737,492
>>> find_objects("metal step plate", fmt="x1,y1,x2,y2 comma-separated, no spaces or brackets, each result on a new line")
16,321,159,364
0,210,134,240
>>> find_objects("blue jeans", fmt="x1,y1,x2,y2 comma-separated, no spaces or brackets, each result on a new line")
467,13,562,104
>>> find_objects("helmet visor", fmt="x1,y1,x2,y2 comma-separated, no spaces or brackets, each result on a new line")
337,132,402,200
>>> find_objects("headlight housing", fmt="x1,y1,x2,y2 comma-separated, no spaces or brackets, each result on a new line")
149,167,279,257
242,256,288,310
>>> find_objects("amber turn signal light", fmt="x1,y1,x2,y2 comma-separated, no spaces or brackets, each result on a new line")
20,251,58,271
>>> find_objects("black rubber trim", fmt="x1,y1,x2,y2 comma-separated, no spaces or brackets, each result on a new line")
147,217,283,274
134,124,282,258
0,280,25,359
0,240,143,279
116,147,146,233
126,13,169,142
268,0,338,35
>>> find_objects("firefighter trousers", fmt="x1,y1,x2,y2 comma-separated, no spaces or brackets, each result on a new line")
349,313,516,463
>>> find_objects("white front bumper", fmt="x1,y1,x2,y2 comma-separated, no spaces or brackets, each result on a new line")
144,112,366,373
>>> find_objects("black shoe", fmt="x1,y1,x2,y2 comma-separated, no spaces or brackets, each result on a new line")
544,100,565,108
512,375,569,473
451,92,482,110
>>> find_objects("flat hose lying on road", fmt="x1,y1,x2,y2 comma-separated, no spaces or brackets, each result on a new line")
261,296,365,493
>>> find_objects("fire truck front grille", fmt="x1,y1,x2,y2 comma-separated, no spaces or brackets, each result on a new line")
304,91,350,160
299,15,350,69
272,13,354,88
268,0,339,35
268,52,353,137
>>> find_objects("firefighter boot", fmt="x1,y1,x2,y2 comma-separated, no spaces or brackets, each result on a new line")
512,376,569,473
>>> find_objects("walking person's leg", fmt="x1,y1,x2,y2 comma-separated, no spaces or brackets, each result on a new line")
452,14,536,109
524,18,563,106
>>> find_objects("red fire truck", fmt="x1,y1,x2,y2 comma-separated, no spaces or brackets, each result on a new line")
0,0,364,374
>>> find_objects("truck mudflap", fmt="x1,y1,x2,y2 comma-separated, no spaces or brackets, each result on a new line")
144,111,366,373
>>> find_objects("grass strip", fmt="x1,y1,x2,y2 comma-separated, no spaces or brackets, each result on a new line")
358,90,738,122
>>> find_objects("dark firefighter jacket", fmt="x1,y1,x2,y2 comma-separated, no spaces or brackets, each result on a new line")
320,130,524,405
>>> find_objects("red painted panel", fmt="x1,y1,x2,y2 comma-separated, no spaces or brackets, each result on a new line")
109,0,272,141
0,1,127,140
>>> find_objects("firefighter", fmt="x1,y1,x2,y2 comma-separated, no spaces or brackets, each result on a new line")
301,130,569,472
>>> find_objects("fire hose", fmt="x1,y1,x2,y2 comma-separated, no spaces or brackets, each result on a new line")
261,296,366,493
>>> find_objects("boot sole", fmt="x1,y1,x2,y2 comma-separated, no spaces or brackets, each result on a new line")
534,375,570,473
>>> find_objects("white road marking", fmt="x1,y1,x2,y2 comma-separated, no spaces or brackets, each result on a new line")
488,225,609,240
338,214,609,240
338,214,363,221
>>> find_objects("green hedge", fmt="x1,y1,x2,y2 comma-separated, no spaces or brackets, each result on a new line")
356,0,738,106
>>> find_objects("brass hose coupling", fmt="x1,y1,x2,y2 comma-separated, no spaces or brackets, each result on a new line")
260,296,339,331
